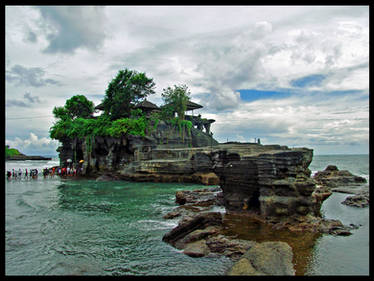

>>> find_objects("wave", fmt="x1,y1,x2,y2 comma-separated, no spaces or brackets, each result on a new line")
136,219,178,230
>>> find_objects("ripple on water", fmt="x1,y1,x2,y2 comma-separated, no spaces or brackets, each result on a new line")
15,198,35,210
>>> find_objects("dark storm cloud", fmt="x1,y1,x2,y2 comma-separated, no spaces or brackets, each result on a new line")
36,6,107,54
6,65,60,87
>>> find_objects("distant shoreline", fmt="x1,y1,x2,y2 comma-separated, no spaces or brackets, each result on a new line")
6,155,52,161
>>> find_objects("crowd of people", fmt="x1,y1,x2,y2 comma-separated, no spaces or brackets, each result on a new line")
6,166,84,180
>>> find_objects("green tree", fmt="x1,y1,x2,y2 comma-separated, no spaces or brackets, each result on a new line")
52,106,69,120
65,95,94,119
52,95,94,120
102,69,156,120
161,84,191,120
50,95,94,141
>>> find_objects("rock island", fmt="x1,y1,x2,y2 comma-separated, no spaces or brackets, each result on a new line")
50,68,364,275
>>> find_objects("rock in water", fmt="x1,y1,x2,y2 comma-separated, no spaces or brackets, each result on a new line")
162,212,222,247
227,258,261,275
341,190,369,208
313,165,367,188
213,148,323,218
183,240,210,257
228,241,295,275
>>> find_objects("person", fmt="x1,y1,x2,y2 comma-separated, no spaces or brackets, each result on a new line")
25,168,28,178
67,166,70,176
18,168,22,178
7,171,11,179
12,169,15,178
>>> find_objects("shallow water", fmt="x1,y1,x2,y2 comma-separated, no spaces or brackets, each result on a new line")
5,155,369,275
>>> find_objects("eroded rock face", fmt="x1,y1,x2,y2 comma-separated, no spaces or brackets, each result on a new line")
57,124,219,184
213,148,323,218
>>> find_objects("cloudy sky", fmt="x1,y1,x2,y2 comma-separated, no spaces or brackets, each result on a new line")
5,5,369,156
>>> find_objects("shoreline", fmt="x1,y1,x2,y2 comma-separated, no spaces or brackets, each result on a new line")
6,156,53,161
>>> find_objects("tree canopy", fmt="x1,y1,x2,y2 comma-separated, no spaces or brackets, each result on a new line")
53,95,94,121
102,69,156,120
161,84,191,120
49,69,194,143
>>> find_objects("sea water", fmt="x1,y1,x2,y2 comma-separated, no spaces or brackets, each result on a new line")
306,154,369,276
5,155,369,275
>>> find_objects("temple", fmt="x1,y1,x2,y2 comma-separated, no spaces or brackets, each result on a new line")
95,98,215,135
134,99,160,116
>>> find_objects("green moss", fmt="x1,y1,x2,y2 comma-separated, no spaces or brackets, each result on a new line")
168,117,192,141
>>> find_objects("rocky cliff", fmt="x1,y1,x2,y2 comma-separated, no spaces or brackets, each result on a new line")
57,124,327,220
212,147,322,217
57,121,218,178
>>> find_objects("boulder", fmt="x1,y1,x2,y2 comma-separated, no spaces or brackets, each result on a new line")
175,226,220,249
228,241,295,275
205,234,255,260
162,212,223,246
227,257,261,275
318,219,352,236
183,239,211,257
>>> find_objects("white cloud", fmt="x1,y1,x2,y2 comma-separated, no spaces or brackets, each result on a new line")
5,6,369,155
6,133,60,156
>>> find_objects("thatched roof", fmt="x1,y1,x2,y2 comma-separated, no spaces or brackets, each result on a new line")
95,99,159,111
134,99,159,110
186,100,203,111
163,100,203,111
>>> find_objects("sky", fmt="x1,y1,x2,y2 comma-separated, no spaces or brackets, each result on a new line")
5,5,369,156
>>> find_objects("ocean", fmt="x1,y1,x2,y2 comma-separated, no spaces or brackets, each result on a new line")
5,154,369,275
